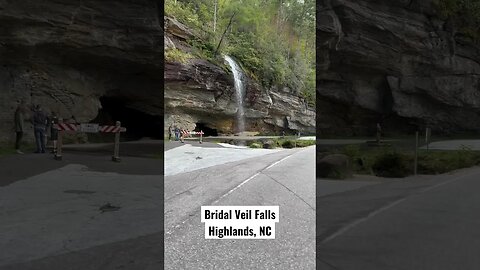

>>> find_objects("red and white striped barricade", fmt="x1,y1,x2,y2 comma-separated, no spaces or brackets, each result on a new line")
180,130,204,143
56,123,78,132
53,120,126,162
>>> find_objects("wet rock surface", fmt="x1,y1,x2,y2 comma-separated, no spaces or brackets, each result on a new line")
164,17,315,135
318,0,480,135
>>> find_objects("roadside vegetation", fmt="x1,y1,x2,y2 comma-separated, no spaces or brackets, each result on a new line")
0,144,15,157
336,144,480,178
247,138,315,149
0,143,36,157
164,0,315,106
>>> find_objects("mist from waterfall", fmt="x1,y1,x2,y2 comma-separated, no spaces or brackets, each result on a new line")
224,55,245,134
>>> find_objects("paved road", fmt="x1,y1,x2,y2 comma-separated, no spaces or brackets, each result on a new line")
164,140,225,151
0,151,162,186
164,143,282,176
317,167,480,270
61,139,163,158
165,146,316,269
423,139,480,150
0,150,163,270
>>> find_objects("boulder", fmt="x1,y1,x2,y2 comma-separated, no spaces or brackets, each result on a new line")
317,154,352,179
262,140,276,149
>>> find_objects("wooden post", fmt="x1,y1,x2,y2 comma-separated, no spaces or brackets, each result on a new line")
425,127,430,151
112,121,121,162
414,131,419,175
54,118,63,160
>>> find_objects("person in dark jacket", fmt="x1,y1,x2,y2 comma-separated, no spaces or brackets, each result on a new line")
32,104,48,153
174,126,180,141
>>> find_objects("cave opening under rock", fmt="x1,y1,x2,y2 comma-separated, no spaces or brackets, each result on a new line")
94,96,163,140
195,123,218,136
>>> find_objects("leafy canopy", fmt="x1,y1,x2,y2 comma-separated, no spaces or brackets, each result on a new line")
165,0,316,106
435,0,480,41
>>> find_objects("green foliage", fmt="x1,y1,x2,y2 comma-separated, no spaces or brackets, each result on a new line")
434,0,480,41
187,38,216,61
0,144,15,157
165,0,315,106
371,151,411,178
165,48,193,63
418,147,480,174
295,139,316,147
165,0,203,31
339,144,480,177
246,138,314,149
248,142,262,148
281,139,295,148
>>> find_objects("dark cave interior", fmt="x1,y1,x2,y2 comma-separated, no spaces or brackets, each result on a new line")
94,96,163,140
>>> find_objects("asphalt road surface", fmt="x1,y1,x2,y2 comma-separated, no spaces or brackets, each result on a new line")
0,150,163,270
317,167,480,270
424,139,480,150
165,146,316,269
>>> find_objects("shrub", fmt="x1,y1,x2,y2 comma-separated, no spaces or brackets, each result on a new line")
418,148,480,174
249,142,262,148
317,154,352,179
295,140,316,147
165,48,193,63
262,140,276,149
371,151,411,178
165,0,202,31
281,140,295,148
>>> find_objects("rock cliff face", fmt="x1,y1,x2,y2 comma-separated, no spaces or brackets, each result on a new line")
318,0,480,135
164,17,315,135
0,0,162,141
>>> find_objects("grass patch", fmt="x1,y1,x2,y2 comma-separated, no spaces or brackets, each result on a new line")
165,48,193,63
0,144,15,157
418,147,480,174
295,140,316,147
0,142,36,157
337,144,480,178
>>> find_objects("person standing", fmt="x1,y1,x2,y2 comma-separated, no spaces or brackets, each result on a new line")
168,124,173,141
174,126,180,141
14,100,26,154
32,104,48,153
49,112,59,153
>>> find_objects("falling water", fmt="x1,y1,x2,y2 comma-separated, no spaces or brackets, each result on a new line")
224,55,245,134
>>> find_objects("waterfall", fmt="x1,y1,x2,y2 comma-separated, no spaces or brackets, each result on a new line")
224,55,245,134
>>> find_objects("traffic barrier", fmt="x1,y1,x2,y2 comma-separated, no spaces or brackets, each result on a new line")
56,123,78,131
180,130,204,143
53,119,127,162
